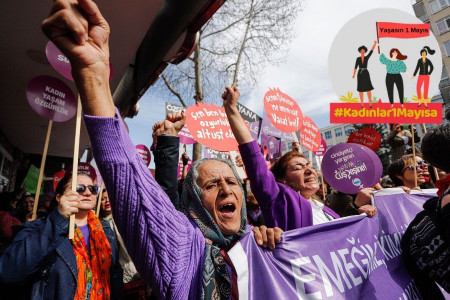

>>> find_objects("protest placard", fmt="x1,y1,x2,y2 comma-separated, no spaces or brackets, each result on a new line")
299,116,321,152
136,144,151,167
313,138,327,157
322,143,382,194
263,88,303,133
347,127,381,152
186,102,240,151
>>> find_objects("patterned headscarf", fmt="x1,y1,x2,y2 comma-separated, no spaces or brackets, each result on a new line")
181,158,247,300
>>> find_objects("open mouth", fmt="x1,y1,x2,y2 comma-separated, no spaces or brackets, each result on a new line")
304,177,316,183
219,203,236,218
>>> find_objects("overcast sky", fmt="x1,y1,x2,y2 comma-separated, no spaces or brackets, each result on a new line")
126,0,415,159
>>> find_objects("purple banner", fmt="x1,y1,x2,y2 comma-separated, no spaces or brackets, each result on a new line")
229,189,449,299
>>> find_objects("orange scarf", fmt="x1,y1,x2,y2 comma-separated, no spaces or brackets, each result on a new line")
71,211,112,300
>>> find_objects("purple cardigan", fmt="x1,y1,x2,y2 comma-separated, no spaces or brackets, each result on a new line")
239,140,340,231
83,112,205,299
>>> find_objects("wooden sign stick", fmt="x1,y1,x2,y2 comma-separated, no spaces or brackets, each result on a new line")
319,156,326,202
95,181,105,217
69,96,82,239
411,124,418,187
31,120,53,221
421,124,440,181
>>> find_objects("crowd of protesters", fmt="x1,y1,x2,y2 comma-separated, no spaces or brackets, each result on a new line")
0,0,449,299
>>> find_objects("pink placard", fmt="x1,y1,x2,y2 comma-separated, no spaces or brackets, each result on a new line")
313,138,328,156
186,102,240,152
26,75,77,122
136,144,151,167
263,88,303,133
179,125,195,145
45,41,114,82
300,116,321,152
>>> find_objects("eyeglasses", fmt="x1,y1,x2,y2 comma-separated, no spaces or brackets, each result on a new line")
76,184,98,195
402,160,427,173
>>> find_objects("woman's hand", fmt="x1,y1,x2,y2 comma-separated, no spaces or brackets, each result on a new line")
222,86,253,145
57,190,80,218
358,205,377,217
42,0,114,117
354,188,375,207
222,86,240,112
42,0,110,72
153,112,186,137
253,225,283,250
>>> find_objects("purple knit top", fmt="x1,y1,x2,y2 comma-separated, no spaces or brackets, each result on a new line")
83,112,205,299
238,140,340,231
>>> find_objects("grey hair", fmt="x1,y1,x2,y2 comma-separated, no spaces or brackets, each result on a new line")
188,158,245,201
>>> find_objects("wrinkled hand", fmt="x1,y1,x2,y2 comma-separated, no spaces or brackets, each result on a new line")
152,111,186,137
57,190,80,218
222,86,240,111
354,188,375,207
358,205,377,217
235,154,244,168
253,225,283,250
42,0,110,74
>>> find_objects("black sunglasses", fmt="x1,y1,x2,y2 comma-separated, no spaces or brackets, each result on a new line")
76,184,98,195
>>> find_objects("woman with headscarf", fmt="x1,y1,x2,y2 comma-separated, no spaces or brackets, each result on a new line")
0,173,123,299
352,41,377,108
41,1,281,299
412,46,435,108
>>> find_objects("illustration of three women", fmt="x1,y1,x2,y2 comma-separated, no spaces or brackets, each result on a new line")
352,42,435,108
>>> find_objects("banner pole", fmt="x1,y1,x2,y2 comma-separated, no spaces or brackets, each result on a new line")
411,124,418,187
421,124,440,181
31,119,53,221
96,181,104,217
376,22,380,54
69,96,82,239
319,156,326,202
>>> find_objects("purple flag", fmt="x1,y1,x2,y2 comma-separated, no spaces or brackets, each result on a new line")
229,189,449,299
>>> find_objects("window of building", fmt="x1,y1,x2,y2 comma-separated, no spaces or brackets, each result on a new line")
335,128,343,137
444,40,450,56
324,131,332,139
429,0,449,14
344,125,354,135
436,16,450,34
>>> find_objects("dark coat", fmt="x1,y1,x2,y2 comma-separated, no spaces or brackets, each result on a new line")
0,210,123,299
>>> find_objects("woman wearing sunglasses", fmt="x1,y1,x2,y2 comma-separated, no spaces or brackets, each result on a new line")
0,173,123,299
388,155,427,190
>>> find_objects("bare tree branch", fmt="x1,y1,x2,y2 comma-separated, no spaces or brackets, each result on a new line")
161,74,187,107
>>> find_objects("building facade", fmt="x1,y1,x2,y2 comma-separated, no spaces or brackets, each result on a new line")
413,0,450,109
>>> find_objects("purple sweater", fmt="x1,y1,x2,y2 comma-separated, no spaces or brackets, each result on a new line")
83,112,205,299
239,140,340,231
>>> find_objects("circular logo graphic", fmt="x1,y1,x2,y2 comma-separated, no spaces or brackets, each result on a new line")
352,178,361,186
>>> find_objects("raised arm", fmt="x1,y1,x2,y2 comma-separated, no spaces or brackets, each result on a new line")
222,87,282,215
379,53,389,65
42,1,204,297
152,112,186,210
